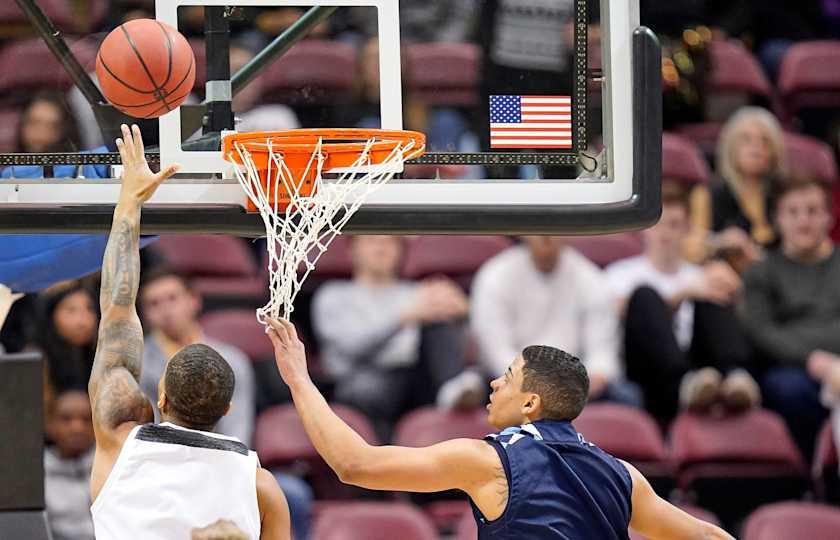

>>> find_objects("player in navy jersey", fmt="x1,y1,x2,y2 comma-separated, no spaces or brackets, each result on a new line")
265,318,734,539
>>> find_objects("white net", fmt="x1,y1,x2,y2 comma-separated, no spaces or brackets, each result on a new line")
228,134,423,324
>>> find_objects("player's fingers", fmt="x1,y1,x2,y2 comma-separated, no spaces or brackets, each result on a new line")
153,164,180,184
131,124,145,159
277,318,300,341
120,124,134,161
266,327,282,348
115,137,128,166
267,318,290,344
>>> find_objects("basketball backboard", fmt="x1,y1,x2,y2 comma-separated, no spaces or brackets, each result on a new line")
0,0,661,235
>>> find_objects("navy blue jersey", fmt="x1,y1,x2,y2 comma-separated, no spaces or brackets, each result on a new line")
470,420,633,539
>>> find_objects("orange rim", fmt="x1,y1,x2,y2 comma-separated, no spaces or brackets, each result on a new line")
222,128,426,212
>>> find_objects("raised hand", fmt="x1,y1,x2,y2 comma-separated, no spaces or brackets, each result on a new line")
115,124,179,204
266,318,311,389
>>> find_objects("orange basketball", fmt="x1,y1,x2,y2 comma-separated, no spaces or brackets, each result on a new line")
96,19,195,119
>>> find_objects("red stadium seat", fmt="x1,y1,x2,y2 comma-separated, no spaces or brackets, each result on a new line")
813,420,839,502
661,132,711,185
313,502,438,540
670,409,808,528
255,403,378,465
708,40,772,98
393,406,491,447
401,236,513,288
261,40,356,105
742,502,840,540
405,43,481,107
778,41,840,125
674,122,723,159
302,234,355,282
151,235,264,306
200,309,274,361
0,0,76,35
0,107,20,152
568,233,644,268
574,403,672,494
782,131,838,183
0,38,98,105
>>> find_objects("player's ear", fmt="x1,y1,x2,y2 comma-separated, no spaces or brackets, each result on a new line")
223,401,232,417
157,389,167,413
522,393,541,417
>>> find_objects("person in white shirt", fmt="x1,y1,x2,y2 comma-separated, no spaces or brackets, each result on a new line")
87,125,290,540
605,183,759,421
471,236,641,407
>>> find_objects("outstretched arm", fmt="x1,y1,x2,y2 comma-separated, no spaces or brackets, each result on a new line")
89,124,179,447
265,318,502,496
624,461,734,540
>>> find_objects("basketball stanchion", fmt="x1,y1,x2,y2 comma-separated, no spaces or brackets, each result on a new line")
222,128,426,323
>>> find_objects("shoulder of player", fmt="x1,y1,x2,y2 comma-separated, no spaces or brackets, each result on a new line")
255,467,285,509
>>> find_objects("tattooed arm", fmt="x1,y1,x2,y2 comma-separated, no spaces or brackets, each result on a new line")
88,124,179,448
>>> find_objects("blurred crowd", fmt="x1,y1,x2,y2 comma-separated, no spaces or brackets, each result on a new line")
3,0,840,538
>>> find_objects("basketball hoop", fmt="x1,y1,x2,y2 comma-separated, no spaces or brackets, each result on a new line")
222,128,426,323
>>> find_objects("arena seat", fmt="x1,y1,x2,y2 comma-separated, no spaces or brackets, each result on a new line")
405,43,481,107
574,403,672,494
674,122,723,159
783,131,838,183
313,502,438,540
0,0,75,36
401,236,513,288
0,108,20,152
298,234,355,286
661,132,711,185
393,407,491,448
261,39,357,105
200,309,275,362
778,41,840,125
567,233,643,269
152,235,264,308
742,501,840,540
393,406,492,531
0,38,98,105
670,409,808,528
708,40,772,100
812,420,839,502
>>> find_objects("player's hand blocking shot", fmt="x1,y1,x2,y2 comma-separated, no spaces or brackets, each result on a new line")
266,317,735,540
87,125,291,540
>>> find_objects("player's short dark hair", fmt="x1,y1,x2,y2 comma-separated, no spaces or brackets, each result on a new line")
164,344,235,430
521,345,589,421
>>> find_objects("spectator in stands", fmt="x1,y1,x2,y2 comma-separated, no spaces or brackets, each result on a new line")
471,236,642,407
1,92,107,179
312,235,482,440
606,183,759,421
742,177,839,459
137,268,255,443
37,281,99,394
44,388,95,540
137,268,314,539
230,41,300,133
687,107,787,271
344,1,476,43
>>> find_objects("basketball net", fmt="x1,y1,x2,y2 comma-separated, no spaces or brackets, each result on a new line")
226,132,425,324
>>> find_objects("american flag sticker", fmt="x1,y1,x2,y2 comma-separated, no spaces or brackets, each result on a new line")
490,95,573,149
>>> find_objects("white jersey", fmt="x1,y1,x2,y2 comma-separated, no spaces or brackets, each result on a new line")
91,422,261,540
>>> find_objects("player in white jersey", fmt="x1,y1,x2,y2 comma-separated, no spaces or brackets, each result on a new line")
87,124,291,540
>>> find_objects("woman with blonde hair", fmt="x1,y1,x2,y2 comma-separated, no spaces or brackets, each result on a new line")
686,107,787,271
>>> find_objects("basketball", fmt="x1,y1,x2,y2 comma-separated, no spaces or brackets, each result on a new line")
95,19,195,119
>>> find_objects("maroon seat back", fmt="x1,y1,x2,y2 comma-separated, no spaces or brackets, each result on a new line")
778,41,840,121
393,406,490,447
782,131,838,183
568,233,643,268
0,107,20,152
200,309,275,361
708,40,772,97
405,43,481,107
812,420,838,498
153,235,258,277
0,38,98,103
662,132,711,185
671,409,805,470
401,236,513,286
255,403,378,467
261,40,356,105
742,502,840,540
313,502,438,540
573,403,667,462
